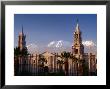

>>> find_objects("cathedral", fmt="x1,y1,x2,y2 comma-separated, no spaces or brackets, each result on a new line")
72,20,84,59
71,20,85,75
14,20,97,76
18,26,26,51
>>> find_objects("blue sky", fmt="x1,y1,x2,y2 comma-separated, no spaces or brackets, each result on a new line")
14,14,97,53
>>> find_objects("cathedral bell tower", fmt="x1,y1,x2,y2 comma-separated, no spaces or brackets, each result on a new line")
18,25,26,51
72,20,84,59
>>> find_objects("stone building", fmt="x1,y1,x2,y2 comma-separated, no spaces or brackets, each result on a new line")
72,20,84,75
15,20,97,76
18,26,26,51
89,53,97,75
72,21,84,59
41,51,57,73
71,20,97,75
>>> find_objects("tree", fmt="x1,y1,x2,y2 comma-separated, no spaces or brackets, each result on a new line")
14,47,21,56
14,47,29,56
82,60,89,76
69,54,78,75
21,47,29,56
38,54,47,74
61,51,71,75
14,47,29,76
38,55,47,67
57,59,64,72
71,55,88,75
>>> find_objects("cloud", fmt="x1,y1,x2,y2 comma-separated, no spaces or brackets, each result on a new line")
82,40,96,47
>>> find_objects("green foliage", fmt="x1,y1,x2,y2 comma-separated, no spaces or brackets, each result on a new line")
14,47,29,56
38,55,47,67
14,47,20,56
57,59,64,72
60,51,71,75
57,60,64,64
61,51,71,59
82,61,89,76
21,47,29,56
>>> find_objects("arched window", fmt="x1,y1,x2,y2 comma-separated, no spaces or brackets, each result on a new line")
75,49,78,54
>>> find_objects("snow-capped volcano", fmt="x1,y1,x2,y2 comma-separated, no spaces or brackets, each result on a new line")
26,40,96,54
27,43,38,54
82,40,96,47
47,40,71,48
47,40,72,53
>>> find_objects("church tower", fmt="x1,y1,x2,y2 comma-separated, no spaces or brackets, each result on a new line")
18,26,26,51
72,19,84,60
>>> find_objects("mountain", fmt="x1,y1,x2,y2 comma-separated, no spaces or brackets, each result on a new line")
27,43,38,54
47,40,72,53
27,40,96,54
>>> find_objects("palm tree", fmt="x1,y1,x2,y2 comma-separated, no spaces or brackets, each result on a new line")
81,59,89,75
21,47,29,56
77,59,83,75
14,47,29,57
57,59,64,72
69,54,78,75
38,55,47,67
38,54,47,74
14,47,21,56
73,57,85,76
61,51,71,76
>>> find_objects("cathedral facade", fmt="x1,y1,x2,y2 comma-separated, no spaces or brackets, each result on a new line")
14,21,97,76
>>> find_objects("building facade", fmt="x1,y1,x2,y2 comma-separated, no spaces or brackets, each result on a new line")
14,21,97,76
